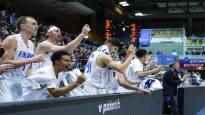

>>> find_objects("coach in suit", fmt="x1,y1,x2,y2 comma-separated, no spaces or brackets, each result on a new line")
162,60,184,115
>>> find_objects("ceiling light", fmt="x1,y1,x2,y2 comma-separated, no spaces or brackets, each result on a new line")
134,12,151,16
122,27,126,32
119,1,127,4
119,1,130,7
134,12,144,16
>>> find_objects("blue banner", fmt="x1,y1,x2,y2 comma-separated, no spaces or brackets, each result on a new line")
180,58,205,70
156,54,176,65
139,29,152,47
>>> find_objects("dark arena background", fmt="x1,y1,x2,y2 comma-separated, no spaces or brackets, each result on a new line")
0,0,205,115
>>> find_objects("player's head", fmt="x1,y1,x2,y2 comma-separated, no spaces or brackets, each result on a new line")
46,25,62,41
170,60,180,71
136,49,148,64
51,51,72,72
145,51,153,64
105,38,121,53
16,16,38,35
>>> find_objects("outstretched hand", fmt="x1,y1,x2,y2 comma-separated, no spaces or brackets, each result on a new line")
81,24,91,39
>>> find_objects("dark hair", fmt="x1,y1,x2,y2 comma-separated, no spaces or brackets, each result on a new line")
105,38,121,47
136,49,147,58
169,63,174,68
51,51,70,64
16,16,34,30
169,60,179,68
148,51,153,55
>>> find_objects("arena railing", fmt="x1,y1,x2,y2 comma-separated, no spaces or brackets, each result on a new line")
0,90,162,115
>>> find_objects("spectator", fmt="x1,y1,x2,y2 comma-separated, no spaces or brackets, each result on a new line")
9,12,16,25
144,51,161,71
126,49,161,84
163,60,185,115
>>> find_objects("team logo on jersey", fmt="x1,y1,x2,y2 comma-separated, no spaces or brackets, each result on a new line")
144,79,155,89
17,51,34,58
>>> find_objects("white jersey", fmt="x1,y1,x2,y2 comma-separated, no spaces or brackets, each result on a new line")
32,41,53,70
84,51,113,89
105,70,120,93
39,41,53,67
126,57,144,83
84,45,110,80
84,45,115,93
33,52,53,70
43,52,53,66
58,69,86,97
0,34,34,102
125,57,162,92
23,65,57,101
14,34,34,76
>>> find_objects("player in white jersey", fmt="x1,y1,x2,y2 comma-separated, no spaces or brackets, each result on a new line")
83,39,150,95
34,24,91,69
23,51,85,101
0,40,16,102
0,47,16,102
0,16,43,102
126,49,162,92
58,68,87,97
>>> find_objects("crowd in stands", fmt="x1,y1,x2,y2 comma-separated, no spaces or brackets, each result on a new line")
0,10,16,40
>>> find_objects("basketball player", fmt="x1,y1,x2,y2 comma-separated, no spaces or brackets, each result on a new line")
23,51,86,100
126,49,162,91
83,39,150,95
34,24,91,68
0,16,43,102
0,39,15,102
1,16,43,75
58,68,87,97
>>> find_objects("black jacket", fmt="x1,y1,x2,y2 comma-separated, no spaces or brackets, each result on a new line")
163,69,182,96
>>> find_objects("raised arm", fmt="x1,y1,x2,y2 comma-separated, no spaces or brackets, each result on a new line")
100,45,135,72
42,24,91,53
